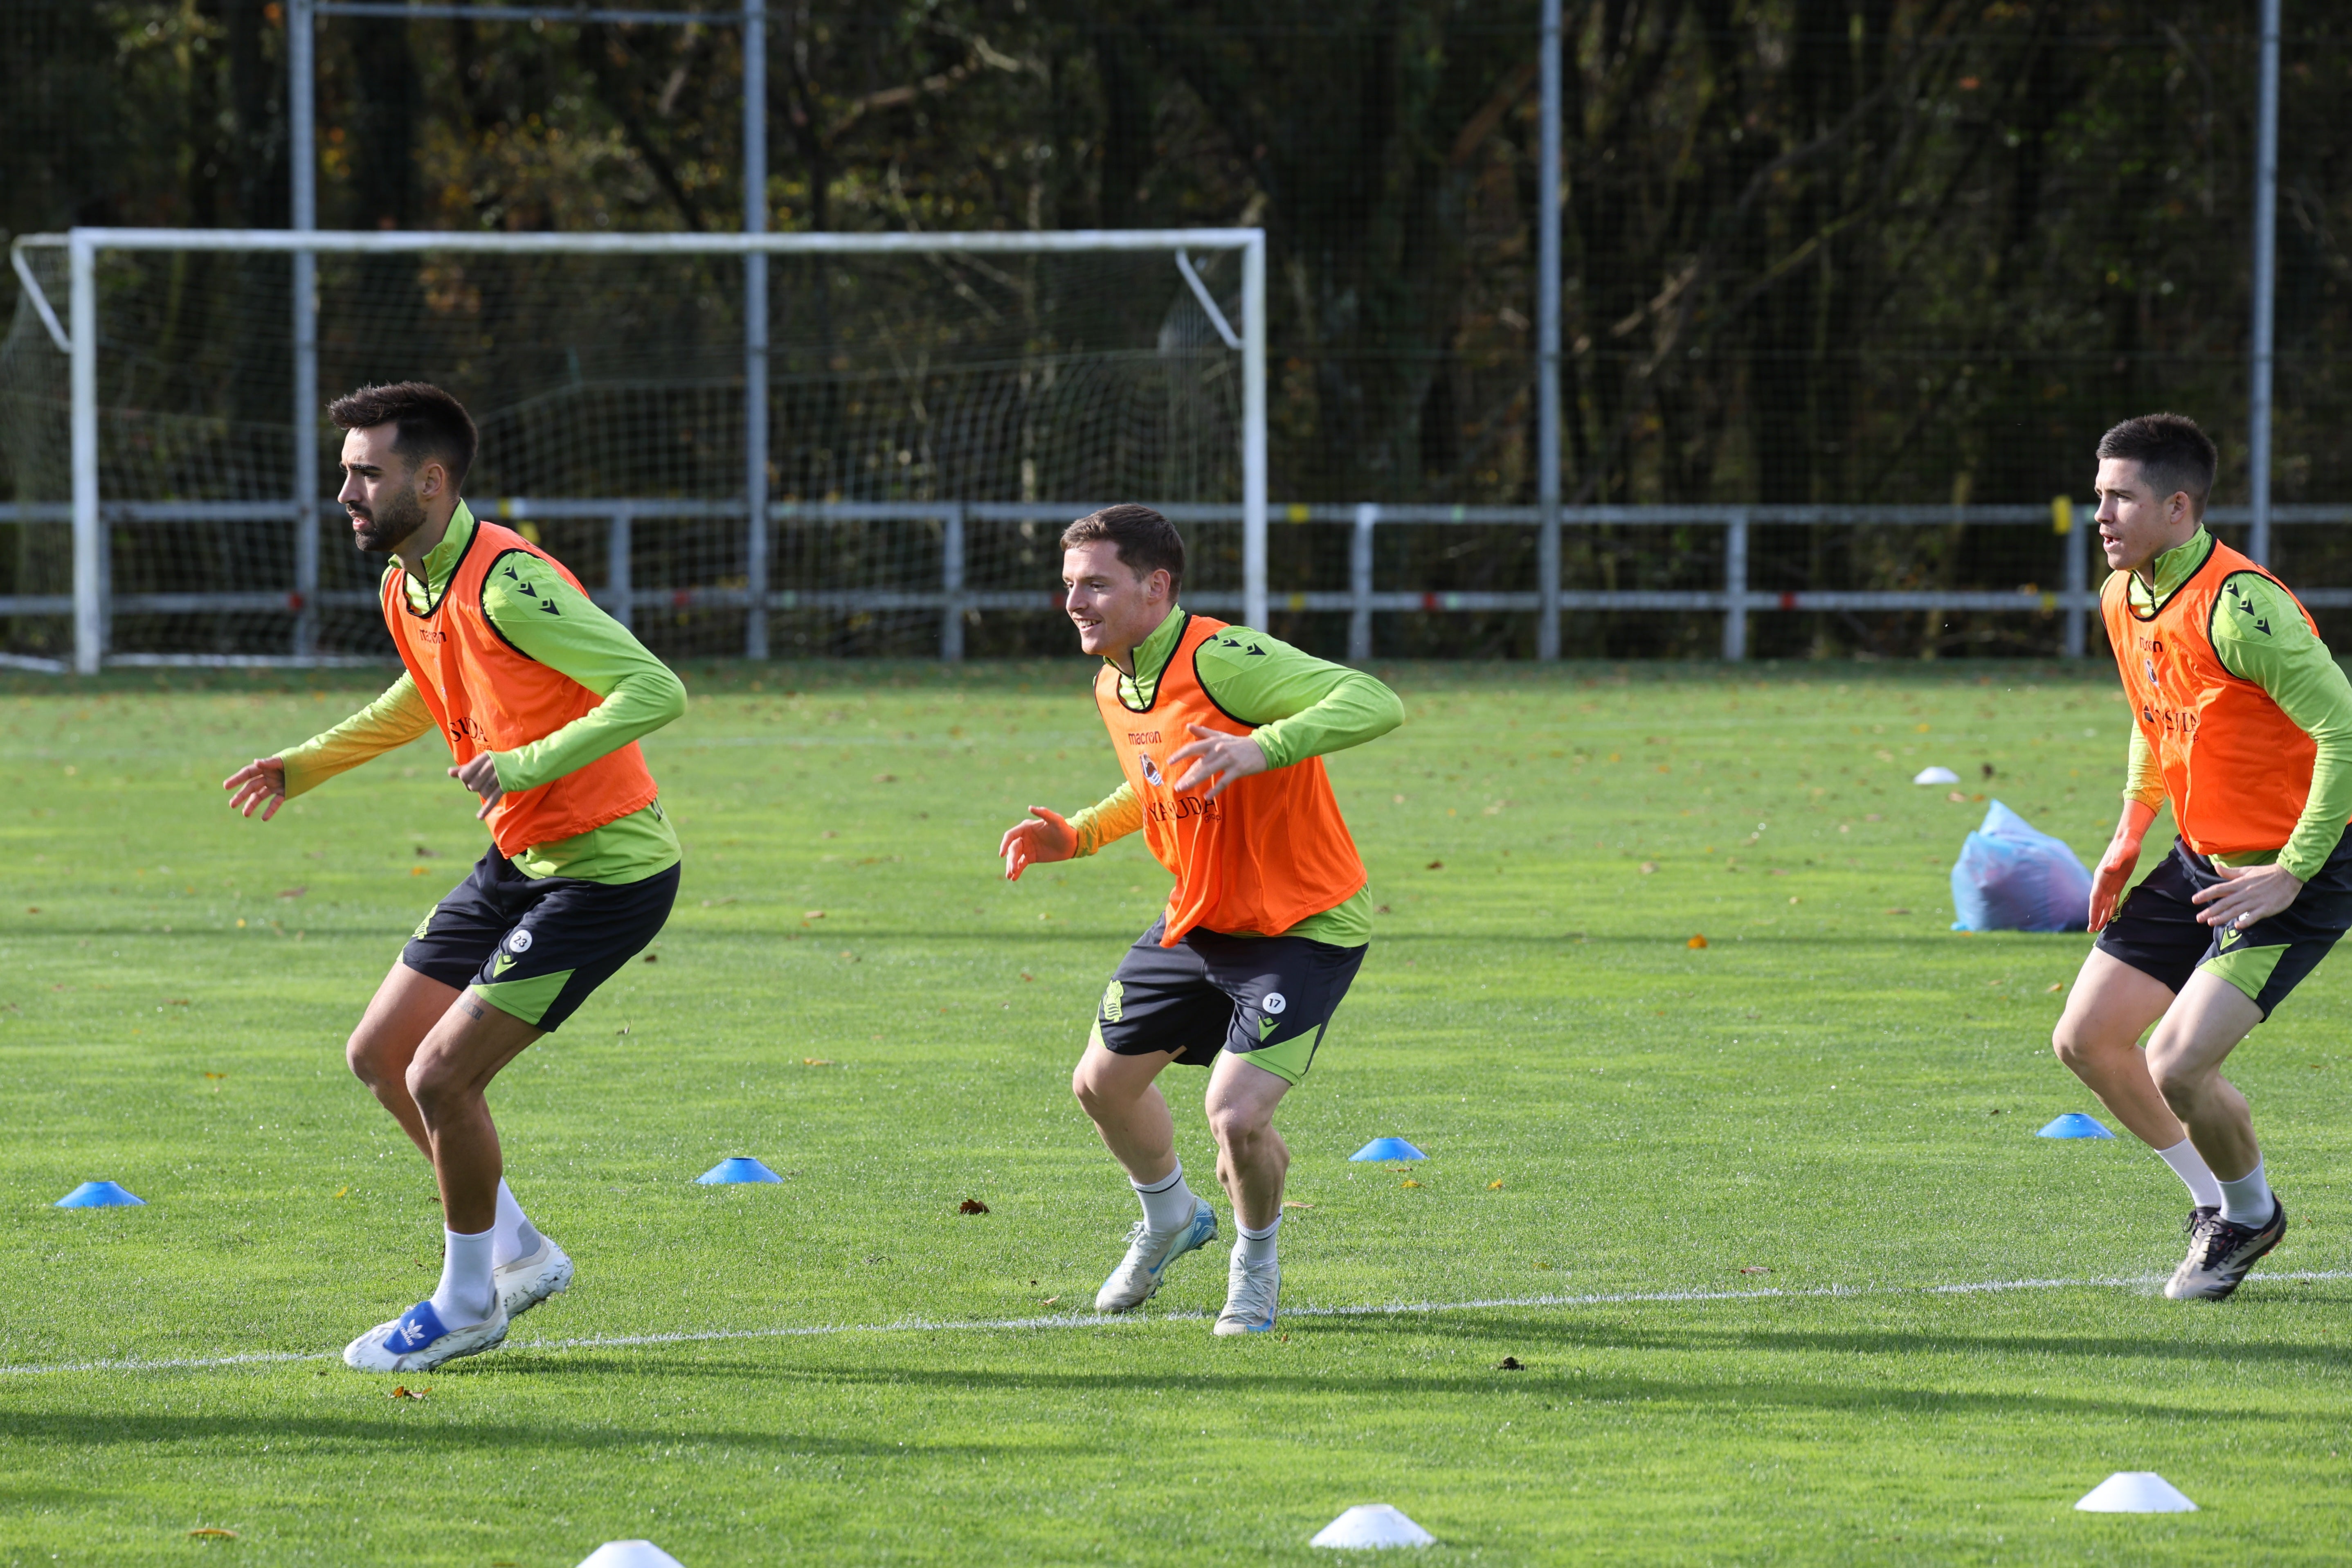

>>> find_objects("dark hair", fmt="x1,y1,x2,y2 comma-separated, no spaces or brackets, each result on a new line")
2096,412,2217,517
328,381,479,488
1061,504,1185,595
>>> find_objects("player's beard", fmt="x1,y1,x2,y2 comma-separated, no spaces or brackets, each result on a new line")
348,481,426,554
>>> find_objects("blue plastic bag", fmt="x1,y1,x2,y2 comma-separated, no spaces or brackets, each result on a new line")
1950,800,2091,933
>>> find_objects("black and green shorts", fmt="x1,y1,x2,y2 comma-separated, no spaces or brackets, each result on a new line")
2096,829,2352,1018
1090,915,1366,1087
402,847,679,1031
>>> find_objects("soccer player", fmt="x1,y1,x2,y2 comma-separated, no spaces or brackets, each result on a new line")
2052,412,2352,1300
222,382,688,1370
998,505,1403,1335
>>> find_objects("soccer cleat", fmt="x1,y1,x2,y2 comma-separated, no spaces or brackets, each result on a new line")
2184,1204,2218,1237
494,1231,574,1320
2165,1196,2286,1301
343,1296,510,1372
1214,1253,1281,1336
1093,1200,1219,1313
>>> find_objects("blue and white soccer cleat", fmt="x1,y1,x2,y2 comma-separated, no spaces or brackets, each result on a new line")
1093,1200,1220,1312
1214,1254,1281,1336
343,1297,510,1373
494,1231,574,1320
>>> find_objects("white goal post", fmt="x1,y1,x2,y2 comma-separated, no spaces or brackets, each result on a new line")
10,225,1268,674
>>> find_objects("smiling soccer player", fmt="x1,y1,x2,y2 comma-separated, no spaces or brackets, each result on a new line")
998,505,1403,1335
222,382,686,1370
2052,413,2352,1300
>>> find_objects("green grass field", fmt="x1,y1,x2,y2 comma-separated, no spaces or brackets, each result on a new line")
2,661,2348,1565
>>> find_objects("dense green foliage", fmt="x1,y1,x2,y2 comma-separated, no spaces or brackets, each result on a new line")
2,666,2348,1561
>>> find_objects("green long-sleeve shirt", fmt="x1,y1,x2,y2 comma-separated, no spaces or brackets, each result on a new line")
276,504,686,883
1067,606,1405,946
2119,527,2352,881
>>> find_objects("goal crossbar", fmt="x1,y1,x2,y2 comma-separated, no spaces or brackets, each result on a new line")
13,225,1269,673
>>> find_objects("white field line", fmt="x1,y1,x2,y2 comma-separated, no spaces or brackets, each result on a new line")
6,1269,2348,1380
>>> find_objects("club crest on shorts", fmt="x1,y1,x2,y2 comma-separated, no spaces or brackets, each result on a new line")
1101,979,1124,1023
1139,752,1164,787
506,928,533,955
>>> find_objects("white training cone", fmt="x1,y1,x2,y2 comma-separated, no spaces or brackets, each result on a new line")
576,1543,687,1568
2075,1472,2198,1513
1913,765,1961,785
1310,1505,1437,1548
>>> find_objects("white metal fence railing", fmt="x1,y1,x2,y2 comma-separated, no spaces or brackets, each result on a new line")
7,497,2350,673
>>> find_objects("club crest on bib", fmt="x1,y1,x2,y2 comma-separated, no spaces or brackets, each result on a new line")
1139,752,1165,787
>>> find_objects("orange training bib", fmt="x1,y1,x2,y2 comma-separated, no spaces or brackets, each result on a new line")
383,516,660,857
2100,535,2319,857
1095,614,1367,945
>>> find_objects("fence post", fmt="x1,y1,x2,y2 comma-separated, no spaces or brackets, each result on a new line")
2064,503,2087,659
1349,503,1376,662
70,232,101,674
606,508,633,631
1721,510,1749,661
941,503,965,662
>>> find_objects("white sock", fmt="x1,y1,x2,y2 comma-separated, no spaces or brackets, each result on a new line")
1132,1164,1197,1233
2216,1157,2273,1226
429,1226,498,1326
1235,1217,1279,1267
492,1179,541,1269
2155,1138,2224,1209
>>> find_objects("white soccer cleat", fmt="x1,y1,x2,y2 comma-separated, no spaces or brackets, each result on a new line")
495,1231,574,1319
343,1296,510,1373
1214,1255,1280,1336
1094,1200,1219,1313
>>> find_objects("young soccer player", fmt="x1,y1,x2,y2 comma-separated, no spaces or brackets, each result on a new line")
222,382,687,1369
2052,412,2352,1300
998,505,1403,1334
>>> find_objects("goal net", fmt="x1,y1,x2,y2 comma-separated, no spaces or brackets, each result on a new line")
1,229,1264,670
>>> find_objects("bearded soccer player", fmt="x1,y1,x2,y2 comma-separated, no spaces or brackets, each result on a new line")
222,382,687,1370
997,505,1403,1335
2051,412,2352,1300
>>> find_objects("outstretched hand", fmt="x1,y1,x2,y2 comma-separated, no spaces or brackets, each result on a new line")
1165,722,1267,801
998,805,1076,881
222,757,288,821
449,754,505,821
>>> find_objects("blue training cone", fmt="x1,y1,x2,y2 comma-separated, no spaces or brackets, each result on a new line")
696,1156,784,1185
2036,1112,2116,1140
55,1180,144,1208
1349,1137,1429,1162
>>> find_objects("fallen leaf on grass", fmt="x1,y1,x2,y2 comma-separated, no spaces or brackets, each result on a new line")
410,865,427,875
165,998,189,1006
2045,982,2064,993
802,1057,836,1066
1686,934,1709,949
1281,1200,1315,1210
1375,904,1392,914
1885,908,1911,916
958,1198,990,1215
641,952,659,963
188,1528,238,1539
1740,1266,1772,1276
873,772,898,784
804,909,826,920
1638,861,1658,875
387,1385,427,1400
25,907,38,914
204,1071,226,1080
277,886,307,899
1497,1357,1525,1371
333,1186,349,1198
1038,1296,1059,1307
1399,1179,1421,1188
413,844,439,858
1425,859,1444,871
1488,1180,1504,1190
1019,972,1035,982
699,897,737,908
1946,791,1966,803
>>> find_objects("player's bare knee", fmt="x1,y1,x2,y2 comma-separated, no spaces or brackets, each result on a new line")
345,1023,403,1089
1207,1102,1273,1153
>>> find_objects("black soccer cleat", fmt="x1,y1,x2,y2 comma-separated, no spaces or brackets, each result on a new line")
2165,1196,2286,1301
